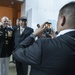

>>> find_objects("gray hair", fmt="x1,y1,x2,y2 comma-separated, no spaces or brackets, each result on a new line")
1,16,9,23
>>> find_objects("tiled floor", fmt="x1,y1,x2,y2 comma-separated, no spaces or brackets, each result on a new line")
8,63,31,75
8,55,31,75
8,63,16,75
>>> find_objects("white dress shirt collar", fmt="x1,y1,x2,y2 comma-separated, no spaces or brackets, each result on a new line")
20,26,25,35
20,26,25,29
57,29,75,37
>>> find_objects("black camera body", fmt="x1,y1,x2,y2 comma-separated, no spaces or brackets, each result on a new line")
43,22,52,38
44,28,51,38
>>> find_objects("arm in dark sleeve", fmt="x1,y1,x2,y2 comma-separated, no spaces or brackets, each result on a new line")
13,36,42,66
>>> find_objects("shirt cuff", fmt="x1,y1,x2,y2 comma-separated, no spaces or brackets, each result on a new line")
30,34,36,39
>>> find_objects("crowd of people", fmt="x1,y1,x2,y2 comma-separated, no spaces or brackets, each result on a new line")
0,16,34,75
0,1,75,75
0,15,54,75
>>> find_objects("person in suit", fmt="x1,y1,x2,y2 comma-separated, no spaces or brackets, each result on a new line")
0,16,14,75
14,17,33,75
13,2,75,75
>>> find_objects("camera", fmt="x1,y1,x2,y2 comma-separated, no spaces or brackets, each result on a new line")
44,22,52,38
45,22,51,28
44,28,51,38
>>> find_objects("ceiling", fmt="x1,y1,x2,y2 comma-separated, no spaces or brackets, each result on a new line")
0,0,24,11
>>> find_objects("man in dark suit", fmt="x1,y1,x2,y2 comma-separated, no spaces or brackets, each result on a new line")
14,17,33,75
13,2,75,75
0,16,14,75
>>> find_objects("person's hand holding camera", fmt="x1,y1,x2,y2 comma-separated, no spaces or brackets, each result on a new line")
33,23,47,37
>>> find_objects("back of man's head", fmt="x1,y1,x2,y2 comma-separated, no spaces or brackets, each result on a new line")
59,2,75,27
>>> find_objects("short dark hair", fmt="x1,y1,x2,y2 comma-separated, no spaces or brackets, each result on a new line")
37,24,40,28
59,2,75,25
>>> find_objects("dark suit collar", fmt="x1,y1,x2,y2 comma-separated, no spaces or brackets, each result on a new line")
64,31,75,38
20,26,28,37
59,31,75,48
20,25,27,28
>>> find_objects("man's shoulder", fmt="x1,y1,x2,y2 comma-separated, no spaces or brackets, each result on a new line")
12,26,17,29
25,27,34,32
8,27,14,31
38,36,64,45
35,36,65,49
14,26,20,31
26,26,33,30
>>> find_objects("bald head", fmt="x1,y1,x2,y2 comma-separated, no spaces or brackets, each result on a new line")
1,16,9,27
1,16,9,23
59,2,75,27
57,2,75,32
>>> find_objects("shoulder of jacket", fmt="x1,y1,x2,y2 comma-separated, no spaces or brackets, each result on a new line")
26,27,33,30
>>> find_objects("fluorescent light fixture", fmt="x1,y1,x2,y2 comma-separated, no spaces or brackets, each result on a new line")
17,0,24,2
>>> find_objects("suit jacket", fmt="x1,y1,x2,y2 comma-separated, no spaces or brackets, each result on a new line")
0,26,14,57
13,31,75,75
14,26,33,49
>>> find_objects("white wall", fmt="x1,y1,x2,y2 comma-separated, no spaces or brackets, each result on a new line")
27,9,32,27
17,0,24,2
21,2,25,16
21,0,75,31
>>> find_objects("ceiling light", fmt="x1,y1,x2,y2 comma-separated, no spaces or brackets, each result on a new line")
11,1,14,4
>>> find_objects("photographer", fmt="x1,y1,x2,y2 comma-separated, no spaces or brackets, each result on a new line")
14,2,75,75
43,22,55,38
